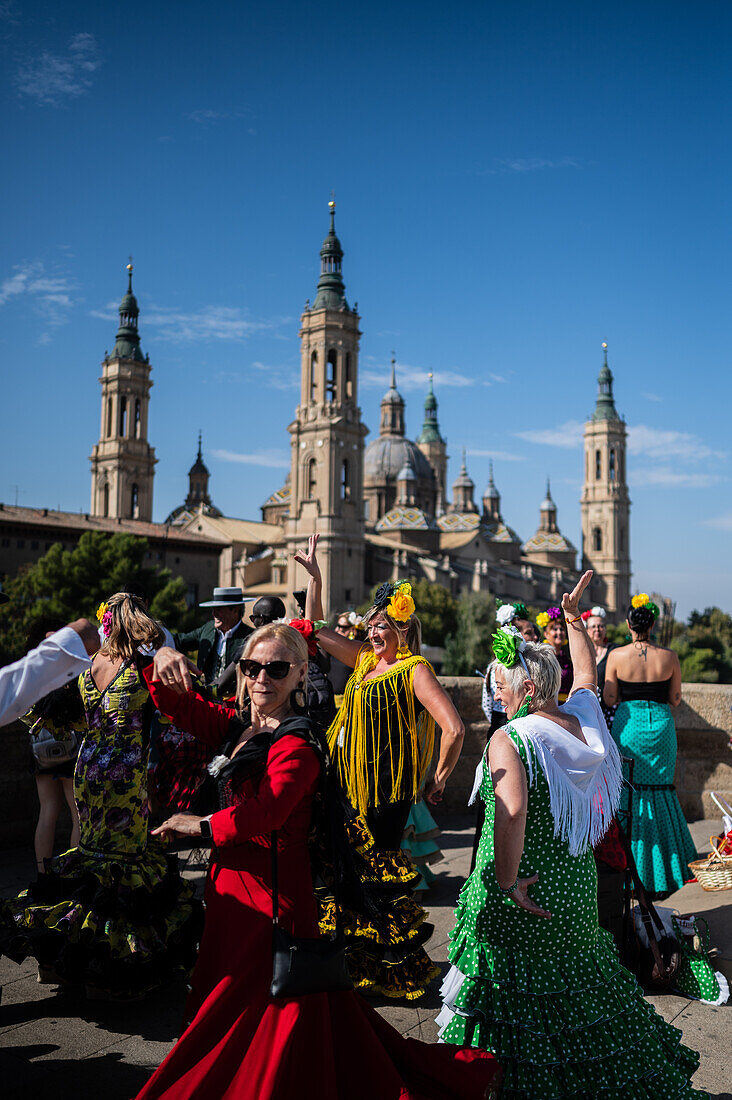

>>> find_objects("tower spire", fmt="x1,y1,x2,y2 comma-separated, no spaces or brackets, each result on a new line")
312,198,349,310
417,370,445,445
593,341,620,421
111,260,144,361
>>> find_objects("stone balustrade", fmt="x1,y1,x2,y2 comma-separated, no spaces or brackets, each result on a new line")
0,681,730,848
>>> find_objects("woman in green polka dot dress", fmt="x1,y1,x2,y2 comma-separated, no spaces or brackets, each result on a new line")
437,571,707,1098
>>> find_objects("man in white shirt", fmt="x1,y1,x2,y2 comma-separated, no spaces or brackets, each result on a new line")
0,618,100,728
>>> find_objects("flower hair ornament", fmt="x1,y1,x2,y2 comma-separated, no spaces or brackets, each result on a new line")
373,580,415,623
96,601,113,639
492,626,530,675
496,603,517,628
287,618,328,657
536,606,561,630
631,593,659,619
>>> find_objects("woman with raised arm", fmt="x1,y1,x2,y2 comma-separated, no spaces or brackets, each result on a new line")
294,533,465,1000
437,573,707,1097
135,623,501,1100
604,594,696,897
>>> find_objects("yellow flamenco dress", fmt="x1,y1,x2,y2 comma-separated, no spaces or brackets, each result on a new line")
318,647,440,1000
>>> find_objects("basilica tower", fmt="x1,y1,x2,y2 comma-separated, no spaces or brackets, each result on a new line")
580,344,631,618
416,373,447,515
285,203,368,612
90,264,156,521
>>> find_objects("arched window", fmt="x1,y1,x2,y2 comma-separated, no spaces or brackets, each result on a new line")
119,396,128,437
341,459,350,500
310,351,317,403
609,447,616,481
106,398,113,438
326,350,337,402
345,352,352,398
102,482,109,518
595,449,601,480
593,527,602,552
134,398,141,439
306,458,317,499
130,483,139,519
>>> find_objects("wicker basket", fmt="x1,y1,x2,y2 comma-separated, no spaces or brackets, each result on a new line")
689,839,732,892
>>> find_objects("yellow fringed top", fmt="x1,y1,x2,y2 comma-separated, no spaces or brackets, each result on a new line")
326,648,436,818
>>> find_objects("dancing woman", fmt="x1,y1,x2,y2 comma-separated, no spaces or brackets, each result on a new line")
604,595,696,897
0,592,201,999
135,624,501,1100
295,533,465,999
536,605,573,701
437,573,707,1097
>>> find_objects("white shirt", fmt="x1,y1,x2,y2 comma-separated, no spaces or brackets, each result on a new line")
215,622,241,656
0,626,92,728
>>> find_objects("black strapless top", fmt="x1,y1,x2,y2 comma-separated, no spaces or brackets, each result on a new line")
618,677,672,703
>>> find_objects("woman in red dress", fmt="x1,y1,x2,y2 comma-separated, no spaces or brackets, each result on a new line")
135,623,500,1100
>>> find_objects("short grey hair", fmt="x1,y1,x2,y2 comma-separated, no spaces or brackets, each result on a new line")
498,641,562,707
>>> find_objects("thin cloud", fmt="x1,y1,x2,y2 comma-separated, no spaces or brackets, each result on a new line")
91,301,290,343
642,392,663,403
15,32,101,106
628,425,727,463
188,108,254,133
631,467,722,489
467,449,527,463
251,361,299,390
212,448,290,470
361,362,473,391
514,420,584,449
0,261,76,329
703,511,732,531
480,156,583,176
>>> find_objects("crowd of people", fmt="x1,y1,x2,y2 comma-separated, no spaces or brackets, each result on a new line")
0,546,715,1097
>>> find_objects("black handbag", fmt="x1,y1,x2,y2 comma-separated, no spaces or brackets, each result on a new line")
269,828,353,999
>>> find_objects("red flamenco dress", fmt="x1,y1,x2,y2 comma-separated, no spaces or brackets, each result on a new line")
135,673,501,1100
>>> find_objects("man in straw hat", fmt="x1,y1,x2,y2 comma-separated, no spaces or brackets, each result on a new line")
175,586,254,688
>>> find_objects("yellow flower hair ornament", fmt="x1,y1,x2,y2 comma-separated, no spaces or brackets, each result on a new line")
631,593,650,609
387,582,415,622
536,611,550,630
96,601,108,624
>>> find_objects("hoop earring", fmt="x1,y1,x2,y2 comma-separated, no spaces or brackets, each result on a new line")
396,643,411,660
290,684,307,715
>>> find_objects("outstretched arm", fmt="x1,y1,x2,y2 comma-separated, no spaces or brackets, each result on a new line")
0,621,98,729
295,533,364,668
561,571,597,695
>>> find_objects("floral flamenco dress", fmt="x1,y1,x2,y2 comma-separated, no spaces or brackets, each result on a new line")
0,659,202,999
437,689,707,1099
322,648,440,1000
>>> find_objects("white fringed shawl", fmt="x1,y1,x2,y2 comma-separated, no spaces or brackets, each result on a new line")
473,688,623,857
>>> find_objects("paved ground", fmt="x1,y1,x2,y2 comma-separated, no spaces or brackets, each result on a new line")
1,817,730,1098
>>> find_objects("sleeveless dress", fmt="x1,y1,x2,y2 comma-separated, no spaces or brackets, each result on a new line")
322,650,440,999
437,693,707,1098
0,660,202,998
612,678,697,896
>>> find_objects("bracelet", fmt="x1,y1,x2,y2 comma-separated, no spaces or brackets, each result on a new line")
565,615,582,624
498,876,519,895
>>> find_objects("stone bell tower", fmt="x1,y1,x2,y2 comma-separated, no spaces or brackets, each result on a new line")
285,202,368,613
581,343,631,618
90,263,156,520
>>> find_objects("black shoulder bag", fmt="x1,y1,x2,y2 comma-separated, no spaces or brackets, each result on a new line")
269,828,353,999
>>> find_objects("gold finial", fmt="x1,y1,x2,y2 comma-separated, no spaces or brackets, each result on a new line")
428,370,433,379
328,189,336,212
602,341,607,349
127,254,133,274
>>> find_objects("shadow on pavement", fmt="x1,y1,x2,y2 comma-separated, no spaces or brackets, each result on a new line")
1,1046,153,1099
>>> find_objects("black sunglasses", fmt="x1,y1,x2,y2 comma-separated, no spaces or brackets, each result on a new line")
239,658,292,680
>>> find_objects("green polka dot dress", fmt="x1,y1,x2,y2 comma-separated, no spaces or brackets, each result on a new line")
438,724,708,1098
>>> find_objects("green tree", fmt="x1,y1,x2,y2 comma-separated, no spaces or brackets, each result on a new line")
0,531,196,663
442,591,496,676
409,580,458,646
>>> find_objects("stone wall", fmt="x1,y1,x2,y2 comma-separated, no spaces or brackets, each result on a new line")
1,680,731,849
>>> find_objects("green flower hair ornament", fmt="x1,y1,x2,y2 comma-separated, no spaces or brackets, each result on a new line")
491,627,530,673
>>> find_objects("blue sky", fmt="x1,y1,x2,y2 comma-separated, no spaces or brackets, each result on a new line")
0,1,730,619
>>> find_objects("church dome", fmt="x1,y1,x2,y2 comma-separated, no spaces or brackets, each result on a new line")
364,436,434,482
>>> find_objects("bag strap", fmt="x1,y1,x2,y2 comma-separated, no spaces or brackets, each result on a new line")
614,819,674,978
271,829,280,929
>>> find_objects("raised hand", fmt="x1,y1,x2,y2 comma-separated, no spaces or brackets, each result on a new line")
561,570,593,619
152,647,201,694
293,533,321,584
